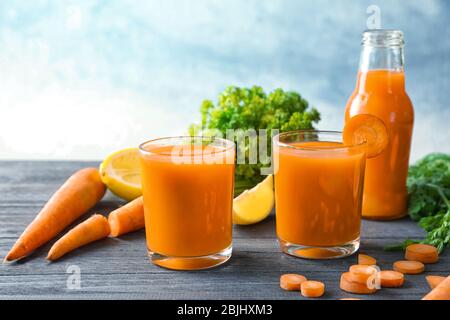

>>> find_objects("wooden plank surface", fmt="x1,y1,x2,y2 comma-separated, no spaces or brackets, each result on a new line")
0,161,448,300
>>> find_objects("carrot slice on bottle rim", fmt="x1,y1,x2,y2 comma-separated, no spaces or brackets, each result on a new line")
343,114,389,158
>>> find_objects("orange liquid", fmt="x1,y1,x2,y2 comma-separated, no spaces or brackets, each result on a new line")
345,70,414,220
140,145,235,257
274,141,366,247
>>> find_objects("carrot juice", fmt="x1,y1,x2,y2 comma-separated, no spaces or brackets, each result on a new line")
273,131,366,259
345,30,414,220
139,137,235,270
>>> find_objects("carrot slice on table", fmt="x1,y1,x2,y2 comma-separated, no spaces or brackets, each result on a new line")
300,280,325,298
348,265,378,284
393,260,425,275
422,276,450,300
426,276,446,290
343,114,389,158
379,270,404,288
280,274,307,291
405,244,439,264
47,214,110,261
358,254,377,266
5,168,106,262
340,272,378,294
108,196,145,237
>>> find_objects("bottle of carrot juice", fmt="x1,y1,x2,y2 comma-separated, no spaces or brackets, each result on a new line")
345,30,414,220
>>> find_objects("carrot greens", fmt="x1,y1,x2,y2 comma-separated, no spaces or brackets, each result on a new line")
385,153,450,253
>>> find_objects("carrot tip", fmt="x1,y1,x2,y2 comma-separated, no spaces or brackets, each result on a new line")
4,251,19,263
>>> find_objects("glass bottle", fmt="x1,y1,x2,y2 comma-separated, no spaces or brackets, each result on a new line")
345,30,414,220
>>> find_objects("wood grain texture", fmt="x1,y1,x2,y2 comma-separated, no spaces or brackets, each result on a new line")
0,161,448,300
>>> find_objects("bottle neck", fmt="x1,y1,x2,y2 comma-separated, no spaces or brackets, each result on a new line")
357,30,406,92
359,45,405,73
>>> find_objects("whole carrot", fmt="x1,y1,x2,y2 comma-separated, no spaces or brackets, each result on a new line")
108,196,144,237
5,168,106,262
422,275,450,300
47,214,110,261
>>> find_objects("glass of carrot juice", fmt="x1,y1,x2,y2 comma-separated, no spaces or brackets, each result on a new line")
139,136,235,270
273,131,367,259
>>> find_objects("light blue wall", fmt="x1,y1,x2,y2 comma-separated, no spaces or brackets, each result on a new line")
0,0,448,160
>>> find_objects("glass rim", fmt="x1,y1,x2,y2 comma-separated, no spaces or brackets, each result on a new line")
273,130,367,152
139,135,235,156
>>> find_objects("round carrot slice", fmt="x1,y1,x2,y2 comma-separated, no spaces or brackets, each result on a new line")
393,260,425,274
358,254,377,266
280,274,307,291
340,272,378,294
379,270,404,288
405,244,439,264
343,114,388,158
300,280,325,298
348,265,378,284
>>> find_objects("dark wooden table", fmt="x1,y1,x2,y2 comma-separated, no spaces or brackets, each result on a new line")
0,161,448,300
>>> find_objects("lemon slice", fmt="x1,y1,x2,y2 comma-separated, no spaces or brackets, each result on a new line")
99,147,142,201
233,175,274,225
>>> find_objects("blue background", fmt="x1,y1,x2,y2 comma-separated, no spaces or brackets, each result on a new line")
0,0,448,160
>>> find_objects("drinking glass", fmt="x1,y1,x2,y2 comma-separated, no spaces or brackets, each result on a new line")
139,136,235,270
273,131,367,259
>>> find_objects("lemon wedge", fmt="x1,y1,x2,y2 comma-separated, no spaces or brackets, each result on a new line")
99,147,142,201
233,175,274,225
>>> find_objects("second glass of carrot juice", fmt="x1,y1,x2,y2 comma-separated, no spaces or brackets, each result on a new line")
139,136,235,270
273,131,367,259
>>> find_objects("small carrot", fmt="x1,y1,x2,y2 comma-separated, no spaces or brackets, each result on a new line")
300,280,325,298
393,260,425,275
379,270,404,288
405,244,439,264
358,254,377,266
422,276,450,300
47,214,110,261
426,275,446,290
5,168,106,262
108,196,144,237
340,272,377,294
348,265,378,284
280,274,307,291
